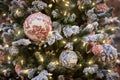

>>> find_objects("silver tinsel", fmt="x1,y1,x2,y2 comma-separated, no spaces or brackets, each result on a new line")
86,8,97,22
32,70,49,80
83,34,108,42
63,25,80,37
83,64,98,74
47,31,63,45
12,39,31,46
83,22,99,32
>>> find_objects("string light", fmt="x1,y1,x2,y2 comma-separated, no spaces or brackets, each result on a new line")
103,40,106,43
21,59,24,65
116,59,120,64
3,69,7,73
64,11,67,16
17,30,21,35
108,70,112,73
100,30,104,34
79,64,82,67
55,60,59,65
92,2,95,6
4,44,9,48
111,28,115,31
8,56,11,60
88,60,93,65
62,40,66,44
83,42,87,47
81,6,84,9
48,4,52,8
73,38,78,42
2,13,6,17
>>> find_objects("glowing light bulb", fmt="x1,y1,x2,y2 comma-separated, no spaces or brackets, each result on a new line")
8,56,11,60
21,60,24,65
88,60,93,65
92,2,95,6
81,6,84,9
64,11,67,16
17,30,21,35
116,59,120,63
5,44,9,48
2,13,6,17
111,28,115,31
108,70,112,73
62,40,66,44
73,38,78,42
48,4,52,8
79,64,82,67
83,42,87,47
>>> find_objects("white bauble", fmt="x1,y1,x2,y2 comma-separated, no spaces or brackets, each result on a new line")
59,50,78,68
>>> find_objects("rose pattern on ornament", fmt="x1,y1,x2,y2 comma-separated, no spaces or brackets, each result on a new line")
23,12,52,41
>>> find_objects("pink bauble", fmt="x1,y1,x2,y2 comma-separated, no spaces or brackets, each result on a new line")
91,45,103,55
23,12,52,42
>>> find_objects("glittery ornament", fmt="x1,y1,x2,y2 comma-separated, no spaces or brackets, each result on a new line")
23,12,52,42
59,50,78,68
92,45,103,55
99,44,118,62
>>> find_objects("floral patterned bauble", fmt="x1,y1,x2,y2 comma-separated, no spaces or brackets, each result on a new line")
99,44,118,62
23,12,52,42
96,3,109,12
59,50,78,68
92,45,103,55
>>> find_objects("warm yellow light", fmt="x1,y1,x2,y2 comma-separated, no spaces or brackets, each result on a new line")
21,60,24,65
17,30,21,35
88,60,93,65
79,64,82,67
3,13,6,16
8,56,11,60
92,2,95,6
85,72,88,76
48,4,52,8
55,61,59,65
62,0,65,2
111,28,115,31
5,44,9,48
24,69,30,74
108,70,112,73
73,38,78,42
81,6,84,9
52,0,55,2
83,42,87,47
103,40,106,43
3,70,7,73
62,40,66,44
100,30,104,33
116,59,120,63
64,11,67,16
39,55,44,62
65,3,69,6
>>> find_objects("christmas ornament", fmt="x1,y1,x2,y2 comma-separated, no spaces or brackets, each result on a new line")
15,64,24,80
59,50,78,68
99,44,118,62
96,3,108,12
91,45,103,55
32,70,49,80
23,12,52,42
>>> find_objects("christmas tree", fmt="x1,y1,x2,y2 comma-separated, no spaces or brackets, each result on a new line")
0,0,120,80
